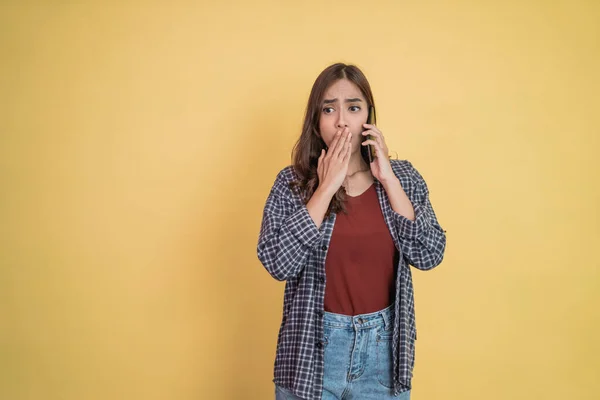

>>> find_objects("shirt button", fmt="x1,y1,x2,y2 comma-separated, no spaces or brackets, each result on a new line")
319,276,325,283
316,310,324,317
321,245,327,251
316,341,323,348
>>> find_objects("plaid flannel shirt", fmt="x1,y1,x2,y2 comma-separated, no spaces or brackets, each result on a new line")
257,159,446,399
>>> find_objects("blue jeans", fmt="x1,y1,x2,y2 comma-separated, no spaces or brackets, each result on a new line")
275,304,411,399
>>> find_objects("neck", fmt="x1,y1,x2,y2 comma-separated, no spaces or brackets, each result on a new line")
347,153,371,176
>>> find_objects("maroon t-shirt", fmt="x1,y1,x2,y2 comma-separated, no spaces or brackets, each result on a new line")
323,183,399,316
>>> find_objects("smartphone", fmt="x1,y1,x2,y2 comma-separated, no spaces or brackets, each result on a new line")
360,106,377,164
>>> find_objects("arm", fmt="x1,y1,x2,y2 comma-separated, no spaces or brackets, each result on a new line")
382,162,446,271
257,172,327,281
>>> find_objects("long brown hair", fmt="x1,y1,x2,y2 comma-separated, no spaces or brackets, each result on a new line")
289,63,377,220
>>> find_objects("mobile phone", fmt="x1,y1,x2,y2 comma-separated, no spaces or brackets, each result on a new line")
360,106,377,164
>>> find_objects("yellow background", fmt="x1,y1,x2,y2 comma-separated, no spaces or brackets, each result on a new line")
2,1,598,399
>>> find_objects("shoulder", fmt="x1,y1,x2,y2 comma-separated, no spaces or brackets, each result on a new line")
389,159,422,183
389,159,413,177
277,164,298,181
268,165,300,198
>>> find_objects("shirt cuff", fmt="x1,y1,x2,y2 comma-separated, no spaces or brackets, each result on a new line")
393,203,426,241
287,204,324,248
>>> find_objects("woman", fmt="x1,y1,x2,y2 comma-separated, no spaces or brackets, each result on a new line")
257,63,446,399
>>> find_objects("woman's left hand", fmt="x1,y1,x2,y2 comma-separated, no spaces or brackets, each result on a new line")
361,124,396,184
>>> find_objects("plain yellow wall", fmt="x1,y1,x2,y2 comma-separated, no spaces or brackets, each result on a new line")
1,1,599,399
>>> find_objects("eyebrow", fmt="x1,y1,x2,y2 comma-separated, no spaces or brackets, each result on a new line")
322,98,363,104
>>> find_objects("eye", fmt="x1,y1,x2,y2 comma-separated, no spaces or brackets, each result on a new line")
323,107,334,114
349,106,361,112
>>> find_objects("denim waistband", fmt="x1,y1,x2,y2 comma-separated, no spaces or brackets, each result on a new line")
323,303,394,331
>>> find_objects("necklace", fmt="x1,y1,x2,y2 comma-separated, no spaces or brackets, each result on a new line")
342,168,371,189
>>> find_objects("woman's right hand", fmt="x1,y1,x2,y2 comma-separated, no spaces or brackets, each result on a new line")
317,126,352,196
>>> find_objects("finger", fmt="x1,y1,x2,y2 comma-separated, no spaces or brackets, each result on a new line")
363,124,384,138
327,129,343,157
318,149,324,173
362,123,380,132
361,139,382,151
338,127,352,158
362,129,381,139
362,140,387,158
362,139,374,146
343,140,352,163
333,127,350,159
362,130,384,148
374,141,384,157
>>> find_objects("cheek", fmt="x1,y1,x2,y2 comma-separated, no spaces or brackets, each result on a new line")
323,135,335,147
352,134,363,151
319,116,340,144
319,128,336,145
351,129,362,145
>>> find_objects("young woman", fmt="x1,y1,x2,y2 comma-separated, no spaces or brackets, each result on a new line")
257,63,446,400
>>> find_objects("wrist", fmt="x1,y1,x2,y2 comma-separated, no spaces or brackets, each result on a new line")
315,184,337,200
380,175,400,189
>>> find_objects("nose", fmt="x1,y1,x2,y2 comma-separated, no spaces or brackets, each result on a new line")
336,112,348,129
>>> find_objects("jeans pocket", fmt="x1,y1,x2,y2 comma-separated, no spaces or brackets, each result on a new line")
376,326,394,389
322,325,332,349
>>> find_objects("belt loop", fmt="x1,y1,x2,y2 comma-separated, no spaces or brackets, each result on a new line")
381,306,392,330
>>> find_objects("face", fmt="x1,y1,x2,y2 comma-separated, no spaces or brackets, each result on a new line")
318,78,369,155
